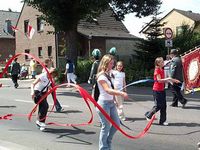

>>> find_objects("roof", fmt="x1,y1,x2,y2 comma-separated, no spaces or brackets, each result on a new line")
0,10,20,39
78,9,139,39
140,8,200,34
174,9,200,21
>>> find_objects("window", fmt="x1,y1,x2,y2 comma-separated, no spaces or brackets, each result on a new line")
38,47,42,57
48,46,52,57
4,19,13,35
24,20,29,34
25,49,30,60
37,18,44,32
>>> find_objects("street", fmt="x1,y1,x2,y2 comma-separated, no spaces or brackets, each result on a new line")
0,78,199,150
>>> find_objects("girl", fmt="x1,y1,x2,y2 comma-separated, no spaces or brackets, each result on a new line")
145,57,180,126
31,68,58,131
96,54,128,150
112,61,127,121
64,59,77,87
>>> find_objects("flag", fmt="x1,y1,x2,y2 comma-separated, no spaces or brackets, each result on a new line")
181,47,200,94
28,25,35,39
11,25,18,32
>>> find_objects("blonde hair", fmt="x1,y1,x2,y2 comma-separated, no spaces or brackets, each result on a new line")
154,57,163,67
115,61,124,72
97,54,114,73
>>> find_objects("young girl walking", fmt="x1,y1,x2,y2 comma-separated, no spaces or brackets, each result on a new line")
145,57,180,125
112,61,127,121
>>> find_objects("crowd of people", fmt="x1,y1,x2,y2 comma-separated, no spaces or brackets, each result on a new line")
8,47,197,149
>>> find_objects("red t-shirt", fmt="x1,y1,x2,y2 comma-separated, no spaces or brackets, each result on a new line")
153,68,164,91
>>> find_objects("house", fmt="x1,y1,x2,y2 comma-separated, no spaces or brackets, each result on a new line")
16,3,140,70
0,10,20,64
140,8,200,38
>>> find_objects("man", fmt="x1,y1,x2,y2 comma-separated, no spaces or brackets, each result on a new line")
88,48,101,85
88,49,101,101
169,49,187,108
10,58,21,88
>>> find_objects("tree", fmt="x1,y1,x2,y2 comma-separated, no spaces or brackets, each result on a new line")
136,10,165,71
24,0,162,63
173,24,200,53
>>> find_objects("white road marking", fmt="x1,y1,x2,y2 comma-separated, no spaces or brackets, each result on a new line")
14,99,69,108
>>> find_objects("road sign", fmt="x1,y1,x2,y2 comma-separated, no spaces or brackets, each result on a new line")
164,28,173,39
165,39,173,47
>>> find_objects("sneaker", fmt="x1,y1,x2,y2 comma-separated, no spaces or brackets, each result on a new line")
197,142,200,148
170,104,178,107
56,108,64,113
145,112,151,121
160,122,169,126
145,116,151,121
182,100,187,108
39,126,46,131
36,120,46,131
121,117,126,121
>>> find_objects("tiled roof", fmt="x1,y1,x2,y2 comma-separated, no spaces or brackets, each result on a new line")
175,9,200,21
0,10,20,39
78,9,138,39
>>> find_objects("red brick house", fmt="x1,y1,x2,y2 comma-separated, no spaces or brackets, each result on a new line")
0,10,19,65
16,3,139,69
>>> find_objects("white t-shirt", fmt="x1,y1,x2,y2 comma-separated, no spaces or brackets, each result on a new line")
164,60,170,70
112,70,125,90
34,73,51,92
42,67,49,73
97,74,113,102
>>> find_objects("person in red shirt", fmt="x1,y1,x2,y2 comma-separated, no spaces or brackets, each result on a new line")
145,57,180,126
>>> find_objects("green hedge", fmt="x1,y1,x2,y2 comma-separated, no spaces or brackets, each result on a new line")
76,58,93,83
55,58,154,86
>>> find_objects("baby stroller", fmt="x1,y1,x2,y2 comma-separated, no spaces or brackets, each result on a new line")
20,64,28,79
20,70,28,79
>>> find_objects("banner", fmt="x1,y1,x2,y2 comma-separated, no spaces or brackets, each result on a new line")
181,48,200,94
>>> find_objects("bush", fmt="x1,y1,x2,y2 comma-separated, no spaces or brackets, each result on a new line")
54,57,154,87
124,62,154,87
76,58,93,83
55,69,65,84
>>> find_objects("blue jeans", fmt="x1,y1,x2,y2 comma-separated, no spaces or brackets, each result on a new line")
96,100,120,150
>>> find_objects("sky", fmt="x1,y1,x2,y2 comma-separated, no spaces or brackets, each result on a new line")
0,0,200,38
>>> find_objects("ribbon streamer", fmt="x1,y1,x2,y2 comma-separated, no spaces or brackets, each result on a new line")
0,53,155,140
120,79,154,91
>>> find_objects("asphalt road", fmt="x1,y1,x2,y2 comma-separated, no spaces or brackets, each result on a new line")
0,78,199,150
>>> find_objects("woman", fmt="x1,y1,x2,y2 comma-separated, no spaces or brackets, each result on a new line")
31,67,58,131
96,54,128,150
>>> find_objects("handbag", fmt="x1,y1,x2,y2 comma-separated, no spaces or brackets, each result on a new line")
34,81,50,104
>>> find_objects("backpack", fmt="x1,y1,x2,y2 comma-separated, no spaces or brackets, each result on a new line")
93,82,100,102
